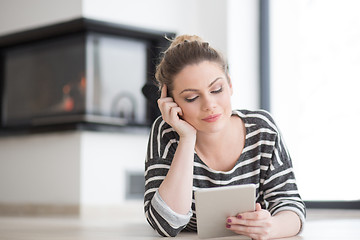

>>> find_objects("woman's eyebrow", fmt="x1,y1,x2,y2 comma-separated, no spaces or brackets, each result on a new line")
179,77,222,94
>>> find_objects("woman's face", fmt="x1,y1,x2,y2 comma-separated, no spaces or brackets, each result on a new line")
172,61,233,134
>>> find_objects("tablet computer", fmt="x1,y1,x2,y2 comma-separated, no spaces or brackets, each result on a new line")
194,184,256,239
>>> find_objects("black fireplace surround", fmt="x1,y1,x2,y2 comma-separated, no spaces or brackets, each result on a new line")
0,18,174,133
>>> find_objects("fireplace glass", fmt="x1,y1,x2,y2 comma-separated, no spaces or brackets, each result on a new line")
0,18,170,130
3,35,86,126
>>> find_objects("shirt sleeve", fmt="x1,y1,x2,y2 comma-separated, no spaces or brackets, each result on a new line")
144,117,192,237
262,127,306,233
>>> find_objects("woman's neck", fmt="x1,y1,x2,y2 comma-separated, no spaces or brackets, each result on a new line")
195,115,244,156
194,115,245,171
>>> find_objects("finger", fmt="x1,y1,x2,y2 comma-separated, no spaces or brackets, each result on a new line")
160,84,167,99
227,220,271,238
157,97,175,109
158,100,178,109
235,203,261,219
169,106,182,120
227,223,260,237
157,97,177,114
227,224,256,235
228,225,270,240
177,107,183,117
238,211,267,221
227,216,263,228
236,204,265,220
157,100,177,114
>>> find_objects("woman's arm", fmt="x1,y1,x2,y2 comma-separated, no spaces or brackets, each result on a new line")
157,85,197,214
158,135,195,214
144,85,197,236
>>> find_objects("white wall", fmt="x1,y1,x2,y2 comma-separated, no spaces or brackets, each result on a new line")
82,0,198,36
0,0,82,35
82,0,228,62
227,0,260,110
0,132,81,205
270,0,360,201
80,131,148,206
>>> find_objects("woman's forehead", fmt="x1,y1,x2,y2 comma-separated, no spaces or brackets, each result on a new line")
172,61,225,90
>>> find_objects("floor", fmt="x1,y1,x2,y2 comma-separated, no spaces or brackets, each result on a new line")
0,205,360,240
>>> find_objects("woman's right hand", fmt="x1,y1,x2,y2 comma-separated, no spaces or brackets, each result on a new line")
157,85,197,139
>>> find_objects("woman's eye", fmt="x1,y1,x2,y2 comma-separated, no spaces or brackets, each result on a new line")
211,86,223,94
185,96,198,102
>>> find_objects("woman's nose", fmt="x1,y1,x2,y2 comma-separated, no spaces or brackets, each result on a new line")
201,95,216,111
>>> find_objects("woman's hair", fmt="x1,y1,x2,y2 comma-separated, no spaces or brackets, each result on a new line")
155,34,228,97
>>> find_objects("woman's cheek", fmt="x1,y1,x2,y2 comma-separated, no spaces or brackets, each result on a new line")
181,105,197,123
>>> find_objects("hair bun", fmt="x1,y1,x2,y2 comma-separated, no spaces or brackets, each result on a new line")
168,35,204,49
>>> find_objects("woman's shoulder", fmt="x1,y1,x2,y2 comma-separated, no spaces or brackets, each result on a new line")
148,116,179,161
150,116,169,131
233,109,279,132
150,116,179,139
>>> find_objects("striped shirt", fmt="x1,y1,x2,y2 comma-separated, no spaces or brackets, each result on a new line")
144,109,306,237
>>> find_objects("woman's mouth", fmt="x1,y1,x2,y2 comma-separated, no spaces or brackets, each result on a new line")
202,114,221,122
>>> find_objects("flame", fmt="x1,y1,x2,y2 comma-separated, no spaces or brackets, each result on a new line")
80,76,86,89
62,84,74,111
64,97,74,112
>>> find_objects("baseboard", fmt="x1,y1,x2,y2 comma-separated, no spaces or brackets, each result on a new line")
0,201,144,218
305,200,360,209
0,203,80,216
80,201,144,220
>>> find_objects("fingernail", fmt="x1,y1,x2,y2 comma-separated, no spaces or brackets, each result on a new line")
237,215,242,219
227,218,232,223
226,224,231,228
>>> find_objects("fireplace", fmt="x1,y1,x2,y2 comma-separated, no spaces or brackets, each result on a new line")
0,18,174,132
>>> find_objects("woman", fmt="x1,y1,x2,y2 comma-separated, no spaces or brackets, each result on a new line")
144,35,305,239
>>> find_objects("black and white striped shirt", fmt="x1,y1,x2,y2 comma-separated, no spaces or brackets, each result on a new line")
144,109,306,237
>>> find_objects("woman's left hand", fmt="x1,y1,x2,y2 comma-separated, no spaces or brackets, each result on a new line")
226,203,275,240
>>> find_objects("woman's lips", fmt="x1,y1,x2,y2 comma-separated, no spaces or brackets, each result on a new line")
202,114,221,122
